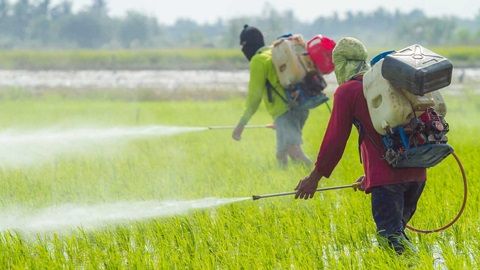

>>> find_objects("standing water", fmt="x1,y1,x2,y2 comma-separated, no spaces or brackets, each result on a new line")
0,68,476,91
0,197,250,234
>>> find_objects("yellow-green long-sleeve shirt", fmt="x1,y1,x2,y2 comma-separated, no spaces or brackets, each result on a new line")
239,46,289,126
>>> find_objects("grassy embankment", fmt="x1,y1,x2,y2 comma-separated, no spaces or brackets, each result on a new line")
0,46,478,70
0,90,478,268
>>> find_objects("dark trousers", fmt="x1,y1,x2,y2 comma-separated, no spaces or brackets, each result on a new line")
371,181,426,237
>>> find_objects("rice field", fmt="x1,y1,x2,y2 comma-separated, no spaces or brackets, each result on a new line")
0,49,246,70
0,86,478,268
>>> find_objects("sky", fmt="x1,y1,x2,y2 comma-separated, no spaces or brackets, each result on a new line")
51,0,479,25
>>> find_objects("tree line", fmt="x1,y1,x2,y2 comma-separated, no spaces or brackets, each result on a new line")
0,0,479,49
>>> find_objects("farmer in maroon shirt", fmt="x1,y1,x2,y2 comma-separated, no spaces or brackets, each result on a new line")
294,37,426,254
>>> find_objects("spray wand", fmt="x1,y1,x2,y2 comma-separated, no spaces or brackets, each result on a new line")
207,124,275,130
252,183,358,200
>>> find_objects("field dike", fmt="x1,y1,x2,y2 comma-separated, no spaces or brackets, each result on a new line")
0,125,207,168
0,197,249,234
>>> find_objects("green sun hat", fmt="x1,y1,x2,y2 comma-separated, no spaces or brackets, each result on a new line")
332,37,370,85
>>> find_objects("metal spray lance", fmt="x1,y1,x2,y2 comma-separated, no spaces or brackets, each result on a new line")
252,183,359,200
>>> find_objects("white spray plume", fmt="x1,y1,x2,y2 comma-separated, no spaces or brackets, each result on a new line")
0,197,249,234
0,125,206,168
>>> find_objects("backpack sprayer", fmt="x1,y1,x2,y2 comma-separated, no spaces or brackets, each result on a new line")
268,34,334,112
364,45,468,234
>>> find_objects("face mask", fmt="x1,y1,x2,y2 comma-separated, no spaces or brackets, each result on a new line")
242,43,261,61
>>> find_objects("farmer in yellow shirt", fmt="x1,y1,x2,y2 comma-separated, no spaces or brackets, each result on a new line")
232,25,311,167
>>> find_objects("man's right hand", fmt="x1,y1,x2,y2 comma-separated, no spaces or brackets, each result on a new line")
353,175,365,192
265,123,276,129
232,124,245,141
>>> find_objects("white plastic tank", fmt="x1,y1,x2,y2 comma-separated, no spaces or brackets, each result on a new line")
363,59,415,135
271,34,315,88
363,59,447,134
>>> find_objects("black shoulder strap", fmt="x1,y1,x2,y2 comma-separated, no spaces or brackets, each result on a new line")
352,118,364,164
351,75,365,163
353,117,386,163
266,79,288,104
350,75,363,82
350,76,387,163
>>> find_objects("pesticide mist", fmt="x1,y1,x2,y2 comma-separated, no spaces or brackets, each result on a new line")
0,125,206,168
0,197,249,234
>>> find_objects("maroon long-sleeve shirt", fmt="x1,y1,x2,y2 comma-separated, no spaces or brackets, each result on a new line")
314,77,426,193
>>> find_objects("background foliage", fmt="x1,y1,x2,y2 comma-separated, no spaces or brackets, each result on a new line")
0,0,479,49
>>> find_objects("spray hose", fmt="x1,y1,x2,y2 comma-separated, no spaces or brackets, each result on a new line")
406,151,467,234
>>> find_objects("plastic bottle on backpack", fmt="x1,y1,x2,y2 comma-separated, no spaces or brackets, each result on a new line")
306,35,336,74
271,34,316,88
381,44,453,95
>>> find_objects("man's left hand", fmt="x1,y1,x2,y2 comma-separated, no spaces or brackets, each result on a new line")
295,170,322,199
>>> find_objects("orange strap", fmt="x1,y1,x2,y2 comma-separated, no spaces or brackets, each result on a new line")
406,152,467,234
